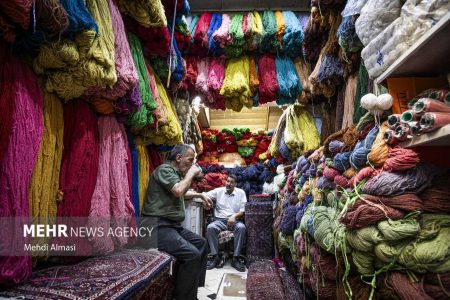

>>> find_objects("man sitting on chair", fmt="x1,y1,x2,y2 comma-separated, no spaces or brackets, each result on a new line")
204,174,247,272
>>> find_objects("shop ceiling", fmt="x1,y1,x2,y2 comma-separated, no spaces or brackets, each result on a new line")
189,0,311,12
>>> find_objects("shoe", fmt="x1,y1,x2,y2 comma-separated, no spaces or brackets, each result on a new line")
231,257,246,272
207,255,221,270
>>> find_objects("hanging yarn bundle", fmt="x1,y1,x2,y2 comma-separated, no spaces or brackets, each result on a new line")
207,13,223,56
249,56,260,97
117,0,166,28
316,55,344,86
135,137,150,214
33,0,118,101
191,12,212,56
260,10,277,53
284,106,304,157
246,11,263,51
28,89,64,261
268,109,288,156
294,58,312,103
0,0,33,42
147,65,168,127
241,12,252,51
126,32,155,130
337,16,363,53
195,57,210,97
126,131,139,218
302,6,329,65
0,51,42,285
353,64,370,123
139,71,183,145
174,16,191,52
56,100,99,259
282,11,304,58
341,74,358,129
28,92,64,263
274,11,285,50
309,11,343,98
224,13,245,58
188,15,199,37
161,0,188,24
167,24,185,85
58,0,98,39
220,56,252,112
184,55,198,91
206,56,226,110
123,14,170,57
275,56,302,105
86,0,138,101
0,46,15,162
88,116,134,254
258,54,279,104
212,13,232,47
13,0,69,57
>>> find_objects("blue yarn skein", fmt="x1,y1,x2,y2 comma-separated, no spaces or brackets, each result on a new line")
281,205,298,235
61,0,98,39
333,151,352,172
350,126,379,169
207,13,223,56
282,11,304,58
276,56,302,105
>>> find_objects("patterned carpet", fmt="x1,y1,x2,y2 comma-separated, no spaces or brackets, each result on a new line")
0,249,175,300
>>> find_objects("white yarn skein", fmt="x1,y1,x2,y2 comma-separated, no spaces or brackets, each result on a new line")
361,93,378,111
377,93,393,110
361,93,393,116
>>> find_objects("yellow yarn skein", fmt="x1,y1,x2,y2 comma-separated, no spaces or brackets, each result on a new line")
140,69,183,145
117,0,167,27
34,0,116,101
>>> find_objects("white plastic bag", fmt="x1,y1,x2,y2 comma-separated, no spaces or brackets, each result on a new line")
361,0,450,79
355,0,403,46
341,0,367,17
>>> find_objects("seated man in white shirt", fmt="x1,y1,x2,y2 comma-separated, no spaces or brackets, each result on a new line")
204,174,247,272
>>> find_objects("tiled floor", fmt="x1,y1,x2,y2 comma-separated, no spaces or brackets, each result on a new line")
198,263,248,300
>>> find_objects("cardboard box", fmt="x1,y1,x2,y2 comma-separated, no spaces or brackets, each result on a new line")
387,77,448,114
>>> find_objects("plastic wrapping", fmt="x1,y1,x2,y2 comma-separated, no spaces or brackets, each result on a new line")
355,0,403,46
361,0,450,79
341,0,367,17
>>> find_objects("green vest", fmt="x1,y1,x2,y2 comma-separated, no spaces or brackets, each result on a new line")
142,162,185,222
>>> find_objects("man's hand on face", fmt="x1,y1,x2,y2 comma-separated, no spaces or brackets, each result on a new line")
227,215,236,228
201,194,213,210
187,164,202,177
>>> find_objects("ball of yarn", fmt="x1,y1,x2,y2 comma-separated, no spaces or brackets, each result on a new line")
323,167,340,181
334,175,349,188
361,93,378,111
377,93,393,110
329,140,344,154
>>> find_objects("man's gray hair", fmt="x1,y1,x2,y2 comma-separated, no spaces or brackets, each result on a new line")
168,144,195,161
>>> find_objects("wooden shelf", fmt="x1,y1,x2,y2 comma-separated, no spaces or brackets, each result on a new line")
400,124,450,148
375,13,450,85
189,0,310,12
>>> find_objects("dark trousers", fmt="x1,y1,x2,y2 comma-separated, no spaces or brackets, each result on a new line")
139,217,207,300
206,218,246,257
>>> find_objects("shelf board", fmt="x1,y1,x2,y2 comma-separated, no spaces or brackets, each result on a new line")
375,12,450,85
400,124,450,148
189,0,310,12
